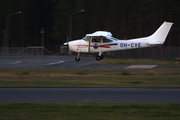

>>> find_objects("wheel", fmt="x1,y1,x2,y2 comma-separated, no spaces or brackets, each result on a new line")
96,55,101,61
75,57,80,62
100,55,104,60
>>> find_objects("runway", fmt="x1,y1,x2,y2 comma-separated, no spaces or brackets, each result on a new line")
0,88,180,103
0,56,180,103
0,56,180,70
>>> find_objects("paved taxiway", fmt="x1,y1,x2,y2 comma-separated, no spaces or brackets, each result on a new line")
0,56,180,70
0,88,180,103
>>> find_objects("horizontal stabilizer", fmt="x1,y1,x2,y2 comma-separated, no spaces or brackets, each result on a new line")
147,42,164,46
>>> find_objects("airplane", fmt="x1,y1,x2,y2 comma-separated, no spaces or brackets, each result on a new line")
64,21,173,62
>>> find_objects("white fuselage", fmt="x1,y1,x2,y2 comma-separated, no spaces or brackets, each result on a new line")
69,37,152,53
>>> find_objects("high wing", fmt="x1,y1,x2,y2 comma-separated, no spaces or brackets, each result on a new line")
86,31,112,39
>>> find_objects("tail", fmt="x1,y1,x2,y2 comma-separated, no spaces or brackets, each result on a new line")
148,21,173,45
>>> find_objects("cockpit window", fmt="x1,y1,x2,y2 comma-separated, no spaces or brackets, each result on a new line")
82,36,89,42
111,37,119,41
103,39,112,43
92,38,101,43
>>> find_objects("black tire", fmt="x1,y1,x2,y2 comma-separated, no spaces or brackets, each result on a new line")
75,57,80,62
100,55,104,60
96,55,101,61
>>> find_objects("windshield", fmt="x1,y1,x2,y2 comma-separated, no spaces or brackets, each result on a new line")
82,36,89,42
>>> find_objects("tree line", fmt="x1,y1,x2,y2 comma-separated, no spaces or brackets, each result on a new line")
0,0,180,51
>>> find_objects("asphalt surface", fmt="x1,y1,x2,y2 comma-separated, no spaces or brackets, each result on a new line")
0,56,180,103
0,88,180,103
0,56,180,70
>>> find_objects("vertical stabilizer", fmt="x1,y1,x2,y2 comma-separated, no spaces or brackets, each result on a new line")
148,22,173,45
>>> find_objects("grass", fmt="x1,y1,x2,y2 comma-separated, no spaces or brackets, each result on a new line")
0,103,180,120
96,58,180,67
0,69,180,87
0,69,179,119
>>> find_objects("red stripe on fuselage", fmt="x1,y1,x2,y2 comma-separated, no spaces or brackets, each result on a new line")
99,46,110,48
74,45,93,47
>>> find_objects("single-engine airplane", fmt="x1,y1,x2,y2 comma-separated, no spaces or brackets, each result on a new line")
64,21,173,62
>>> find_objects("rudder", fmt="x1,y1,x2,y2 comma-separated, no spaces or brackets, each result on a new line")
148,21,173,45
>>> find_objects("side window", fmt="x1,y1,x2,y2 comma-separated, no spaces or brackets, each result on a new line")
103,39,112,43
92,38,101,43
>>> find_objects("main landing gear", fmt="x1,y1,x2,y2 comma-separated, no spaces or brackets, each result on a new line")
75,52,104,62
96,52,104,61
96,54,104,61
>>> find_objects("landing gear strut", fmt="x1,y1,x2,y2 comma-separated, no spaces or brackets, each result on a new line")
75,53,80,62
75,52,104,62
96,52,104,61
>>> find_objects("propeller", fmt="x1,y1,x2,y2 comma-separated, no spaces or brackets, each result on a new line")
63,34,69,53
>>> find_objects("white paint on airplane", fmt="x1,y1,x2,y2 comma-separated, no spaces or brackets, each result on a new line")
64,22,173,62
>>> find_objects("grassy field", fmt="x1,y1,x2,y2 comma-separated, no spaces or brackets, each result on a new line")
96,58,180,67
0,69,180,87
0,103,180,120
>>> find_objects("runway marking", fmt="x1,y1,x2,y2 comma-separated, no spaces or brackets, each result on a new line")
10,61,21,64
126,65,157,69
47,61,64,65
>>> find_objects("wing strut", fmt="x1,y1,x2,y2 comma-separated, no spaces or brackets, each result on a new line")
88,37,91,53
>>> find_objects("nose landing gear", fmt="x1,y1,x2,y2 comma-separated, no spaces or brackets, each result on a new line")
75,57,80,62
75,53,80,62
